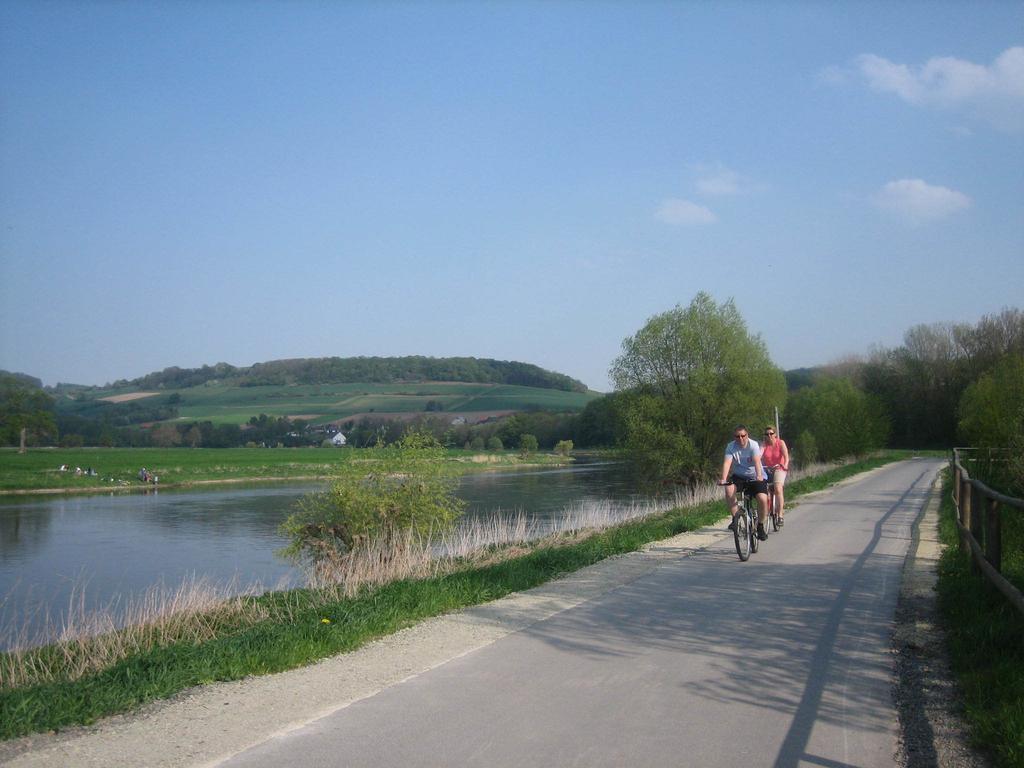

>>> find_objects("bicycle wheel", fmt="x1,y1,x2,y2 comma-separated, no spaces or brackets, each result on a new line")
769,495,780,532
733,508,751,561
748,502,760,554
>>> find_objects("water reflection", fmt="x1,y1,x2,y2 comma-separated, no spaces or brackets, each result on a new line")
0,461,645,649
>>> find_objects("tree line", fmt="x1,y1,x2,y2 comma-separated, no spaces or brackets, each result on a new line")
603,296,1022,493
103,356,588,393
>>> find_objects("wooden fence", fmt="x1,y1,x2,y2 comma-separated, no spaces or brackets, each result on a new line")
950,447,1024,617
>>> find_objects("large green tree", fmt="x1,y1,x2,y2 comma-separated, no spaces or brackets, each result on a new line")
0,374,57,447
610,293,786,482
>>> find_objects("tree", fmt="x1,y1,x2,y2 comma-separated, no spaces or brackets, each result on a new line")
554,439,573,456
573,394,623,447
0,375,57,447
957,354,1024,494
519,433,538,455
150,423,182,447
486,436,503,451
610,293,786,482
784,378,889,461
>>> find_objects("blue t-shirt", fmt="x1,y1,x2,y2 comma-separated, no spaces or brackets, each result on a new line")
725,438,762,480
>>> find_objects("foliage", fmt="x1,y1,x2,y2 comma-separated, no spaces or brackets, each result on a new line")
862,308,1024,448
792,430,819,466
572,393,625,447
783,378,890,462
957,354,1024,494
519,433,538,455
280,430,465,561
486,436,503,451
0,374,57,447
555,439,573,456
610,292,786,482
116,356,588,393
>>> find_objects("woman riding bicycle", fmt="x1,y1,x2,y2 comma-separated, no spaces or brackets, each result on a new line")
720,425,770,541
760,426,790,526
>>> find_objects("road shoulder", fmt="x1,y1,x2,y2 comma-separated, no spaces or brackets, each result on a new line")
893,473,989,767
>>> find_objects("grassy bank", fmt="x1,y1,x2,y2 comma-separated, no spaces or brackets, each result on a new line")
0,447,571,493
936,470,1024,768
0,452,906,740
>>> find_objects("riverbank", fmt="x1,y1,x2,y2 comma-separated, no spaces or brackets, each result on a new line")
0,447,580,495
0,453,907,742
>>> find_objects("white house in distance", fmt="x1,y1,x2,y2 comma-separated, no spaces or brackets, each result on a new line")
330,432,347,447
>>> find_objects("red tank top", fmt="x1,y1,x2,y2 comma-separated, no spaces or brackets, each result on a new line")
761,440,788,471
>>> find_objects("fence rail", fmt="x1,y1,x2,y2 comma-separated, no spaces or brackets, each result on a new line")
950,447,1024,617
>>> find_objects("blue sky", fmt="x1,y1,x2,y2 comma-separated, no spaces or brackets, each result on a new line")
1,1,1022,391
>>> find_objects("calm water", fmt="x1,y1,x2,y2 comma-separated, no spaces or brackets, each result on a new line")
0,460,647,648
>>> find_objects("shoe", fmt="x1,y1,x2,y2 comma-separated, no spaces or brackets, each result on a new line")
756,523,767,541
727,519,737,532
778,517,784,528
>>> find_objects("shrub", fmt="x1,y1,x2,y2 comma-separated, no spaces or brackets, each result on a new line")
793,430,819,466
555,439,573,456
280,429,465,562
486,436,503,451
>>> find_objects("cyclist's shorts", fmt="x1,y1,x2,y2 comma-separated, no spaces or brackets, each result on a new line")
728,475,769,496
768,468,787,486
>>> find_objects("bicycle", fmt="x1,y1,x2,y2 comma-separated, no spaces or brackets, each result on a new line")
720,480,760,561
766,468,781,533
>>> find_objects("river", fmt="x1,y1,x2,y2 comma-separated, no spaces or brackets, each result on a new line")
0,460,650,649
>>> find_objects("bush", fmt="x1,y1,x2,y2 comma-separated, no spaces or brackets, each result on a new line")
280,430,465,561
785,378,889,461
519,434,538,455
486,436,503,451
793,430,819,466
555,439,573,456
958,354,1024,494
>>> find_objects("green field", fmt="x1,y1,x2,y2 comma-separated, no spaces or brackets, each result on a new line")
0,447,571,492
62,382,600,426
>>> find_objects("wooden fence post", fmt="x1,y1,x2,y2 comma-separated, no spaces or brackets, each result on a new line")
952,454,960,506
960,476,972,557
985,495,1002,573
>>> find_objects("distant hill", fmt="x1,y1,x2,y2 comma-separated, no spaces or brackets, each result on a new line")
105,356,588,394
45,357,597,430
0,370,44,390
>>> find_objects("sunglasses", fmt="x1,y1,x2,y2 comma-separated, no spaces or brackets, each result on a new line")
734,433,747,439
765,431,775,436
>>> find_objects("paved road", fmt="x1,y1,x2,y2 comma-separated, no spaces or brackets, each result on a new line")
220,459,942,768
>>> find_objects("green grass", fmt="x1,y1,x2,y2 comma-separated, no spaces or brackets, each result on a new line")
0,447,351,491
0,453,905,740
936,469,1024,768
0,447,571,492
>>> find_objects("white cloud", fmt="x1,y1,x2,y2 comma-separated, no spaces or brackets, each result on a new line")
654,199,717,226
694,164,764,196
872,179,971,224
856,47,1024,131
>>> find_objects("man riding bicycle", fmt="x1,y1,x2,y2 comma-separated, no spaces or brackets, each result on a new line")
720,425,770,541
